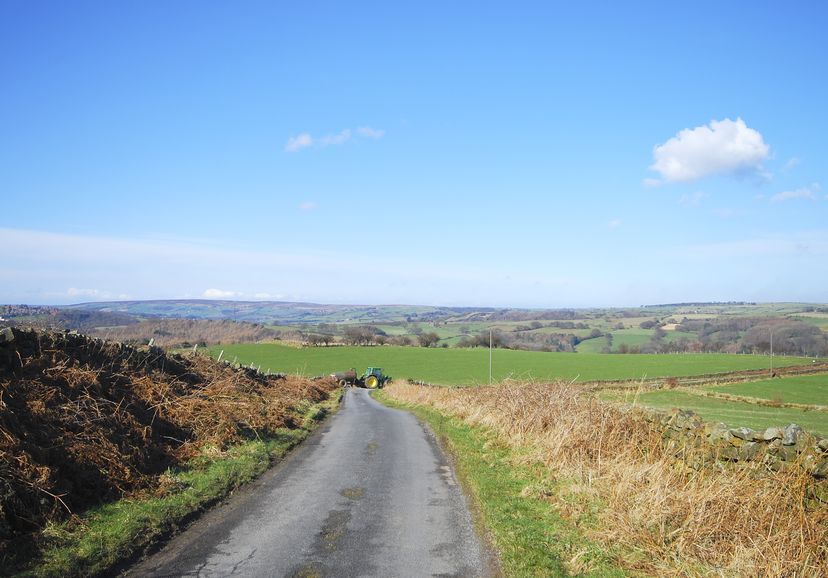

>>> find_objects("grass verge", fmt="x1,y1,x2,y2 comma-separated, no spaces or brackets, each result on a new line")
374,390,627,578
11,390,342,578
381,382,828,576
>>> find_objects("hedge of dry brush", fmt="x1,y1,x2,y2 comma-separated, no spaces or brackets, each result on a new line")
386,381,828,576
0,328,336,557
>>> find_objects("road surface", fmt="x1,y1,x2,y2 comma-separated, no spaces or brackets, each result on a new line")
124,388,495,577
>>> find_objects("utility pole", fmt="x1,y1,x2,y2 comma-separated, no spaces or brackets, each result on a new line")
489,329,493,385
770,330,774,375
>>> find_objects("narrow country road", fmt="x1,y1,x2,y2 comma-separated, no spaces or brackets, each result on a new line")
124,388,495,578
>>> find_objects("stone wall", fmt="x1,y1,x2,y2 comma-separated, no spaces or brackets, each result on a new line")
642,408,828,479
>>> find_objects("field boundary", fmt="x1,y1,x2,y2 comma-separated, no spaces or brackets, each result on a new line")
683,388,828,412
587,363,828,391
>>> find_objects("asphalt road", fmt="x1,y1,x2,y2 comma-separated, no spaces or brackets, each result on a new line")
124,388,495,578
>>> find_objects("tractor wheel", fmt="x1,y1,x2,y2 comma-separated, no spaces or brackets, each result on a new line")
365,375,380,389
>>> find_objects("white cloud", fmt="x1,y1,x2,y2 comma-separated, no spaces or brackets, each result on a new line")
285,133,313,152
648,118,770,183
678,191,708,207
608,219,622,230
299,201,318,211
252,292,286,300
356,126,385,139
202,288,242,299
67,287,109,299
284,126,384,152
770,182,821,203
319,129,351,147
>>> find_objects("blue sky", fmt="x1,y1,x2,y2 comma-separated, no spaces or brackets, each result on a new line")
1,1,827,307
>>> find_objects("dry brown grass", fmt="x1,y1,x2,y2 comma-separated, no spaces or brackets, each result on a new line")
385,381,828,577
0,328,337,556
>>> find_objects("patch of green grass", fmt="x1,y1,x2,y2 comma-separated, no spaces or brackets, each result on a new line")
628,389,828,435
513,325,595,338
576,329,652,353
790,312,828,329
209,343,811,385
374,392,626,577
576,330,698,354
13,392,341,578
709,373,828,406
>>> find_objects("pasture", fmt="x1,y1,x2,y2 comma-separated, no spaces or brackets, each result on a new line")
206,343,810,386
627,389,828,435
710,373,828,406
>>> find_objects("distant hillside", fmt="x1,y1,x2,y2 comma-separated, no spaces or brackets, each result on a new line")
63,299,473,325
1,304,138,331
87,318,281,347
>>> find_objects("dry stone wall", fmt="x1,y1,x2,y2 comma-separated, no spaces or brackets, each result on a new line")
643,407,828,479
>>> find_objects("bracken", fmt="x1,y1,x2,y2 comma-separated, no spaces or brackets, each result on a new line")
0,328,336,557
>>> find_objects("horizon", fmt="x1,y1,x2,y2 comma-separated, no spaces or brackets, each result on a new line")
3,2,827,307
8,297,826,312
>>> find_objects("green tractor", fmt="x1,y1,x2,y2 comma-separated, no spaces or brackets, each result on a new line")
331,367,392,389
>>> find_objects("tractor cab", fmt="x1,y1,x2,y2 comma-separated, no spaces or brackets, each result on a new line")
362,367,388,389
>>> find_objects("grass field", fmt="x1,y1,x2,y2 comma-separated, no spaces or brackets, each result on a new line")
207,343,810,385
709,373,828,406
576,328,651,353
576,329,698,353
626,389,828,435
792,312,828,329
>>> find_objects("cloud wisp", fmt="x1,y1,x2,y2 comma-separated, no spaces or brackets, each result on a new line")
284,126,384,152
356,126,385,139
648,118,770,184
770,182,821,203
671,230,828,260
0,227,501,305
678,191,709,207
318,129,351,147
202,288,243,299
66,288,130,300
285,133,313,152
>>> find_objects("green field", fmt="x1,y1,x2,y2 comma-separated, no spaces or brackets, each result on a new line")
792,312,828,329
207,343,809,385
709,374,828,406
575,328,699,353
627,389,828,435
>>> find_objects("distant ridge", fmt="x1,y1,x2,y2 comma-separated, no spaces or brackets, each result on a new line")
642,301,758,308
61,299,476,325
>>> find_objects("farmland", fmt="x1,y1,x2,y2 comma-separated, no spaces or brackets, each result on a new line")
622,389,828,435
13,301,826,358
710,373,828,406
609,372,828,435
207,343,811,385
